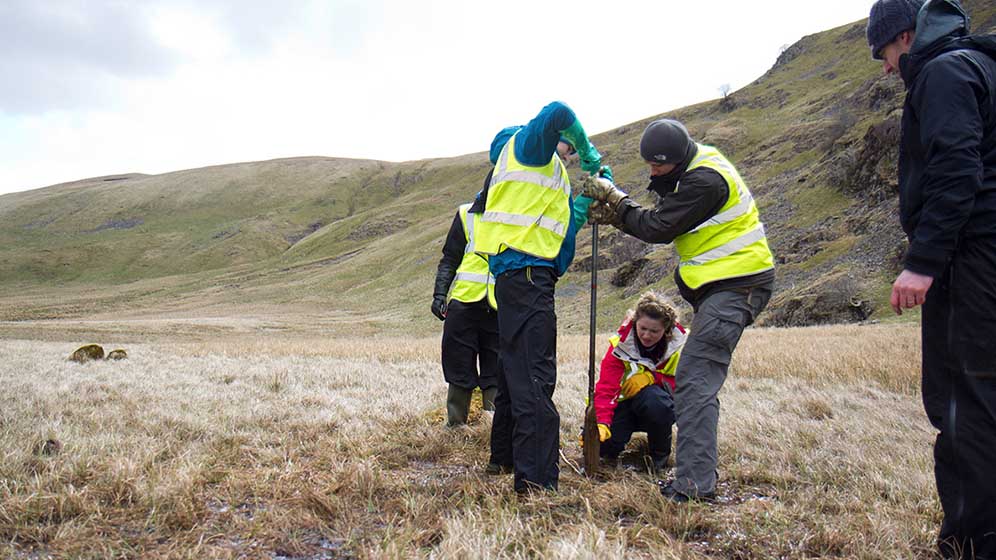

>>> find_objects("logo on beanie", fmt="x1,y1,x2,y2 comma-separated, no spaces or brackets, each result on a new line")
654,154,668,161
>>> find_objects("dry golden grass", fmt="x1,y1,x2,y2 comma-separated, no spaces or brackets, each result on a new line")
0,322,938,559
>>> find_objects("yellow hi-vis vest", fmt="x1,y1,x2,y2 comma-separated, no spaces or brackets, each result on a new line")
609,324,686,402
449,204,497,309
673,144,775,290
473,132,572,259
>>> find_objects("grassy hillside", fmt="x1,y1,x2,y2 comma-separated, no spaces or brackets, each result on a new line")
2,0,994,337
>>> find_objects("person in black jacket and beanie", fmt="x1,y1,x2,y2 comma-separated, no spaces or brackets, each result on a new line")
583,119,775,503
867,0,996,557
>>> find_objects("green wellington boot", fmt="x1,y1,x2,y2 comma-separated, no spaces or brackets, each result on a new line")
482,387,497,412
446,385,473,426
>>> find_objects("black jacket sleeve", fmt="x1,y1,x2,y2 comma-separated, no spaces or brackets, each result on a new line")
616,168,729,244
903,53,987,277
434,211,466,298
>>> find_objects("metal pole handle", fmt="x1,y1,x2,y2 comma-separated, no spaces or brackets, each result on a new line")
588,223,598,398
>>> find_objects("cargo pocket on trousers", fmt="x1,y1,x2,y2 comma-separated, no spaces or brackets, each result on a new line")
685,313,744,366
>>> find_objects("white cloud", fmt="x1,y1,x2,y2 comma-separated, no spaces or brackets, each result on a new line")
0,0,877,195
0,1,178,114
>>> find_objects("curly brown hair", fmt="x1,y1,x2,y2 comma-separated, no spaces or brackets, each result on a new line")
631,291,678,343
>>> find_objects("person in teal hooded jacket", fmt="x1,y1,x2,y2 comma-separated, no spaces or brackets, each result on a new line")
471,100,607,492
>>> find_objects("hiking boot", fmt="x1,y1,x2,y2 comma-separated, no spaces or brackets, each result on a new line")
657,480,715,504
484,462,513,475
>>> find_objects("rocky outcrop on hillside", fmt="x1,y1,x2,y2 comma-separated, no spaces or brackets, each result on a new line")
763,271,874,327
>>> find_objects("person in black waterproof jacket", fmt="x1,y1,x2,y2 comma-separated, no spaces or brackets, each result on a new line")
431,202,499,426
867,0,996,557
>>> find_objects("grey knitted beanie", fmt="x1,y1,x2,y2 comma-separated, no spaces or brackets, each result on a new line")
639,119,695,165
867,0,924,60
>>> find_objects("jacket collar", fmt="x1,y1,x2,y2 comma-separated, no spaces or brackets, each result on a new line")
901,0,971,87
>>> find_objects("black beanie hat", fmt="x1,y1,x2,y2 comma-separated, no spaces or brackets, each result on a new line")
867,0,924,60
639,119,695,166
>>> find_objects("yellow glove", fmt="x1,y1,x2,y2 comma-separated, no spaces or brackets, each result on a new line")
579,423,613,447
620,372,654,399
598,423,612,442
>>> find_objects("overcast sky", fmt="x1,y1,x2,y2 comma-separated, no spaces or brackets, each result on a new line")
0,0,877,196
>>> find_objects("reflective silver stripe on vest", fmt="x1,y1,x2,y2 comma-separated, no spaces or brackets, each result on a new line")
683,224,767,266
690,151,737,175
493,169,570,195
464,208,476,254
493,136,511,184
688,150,753,233
454,272,490,284
491,136,570,196
481,211,567,236
621,361,640,383
690,194,754,232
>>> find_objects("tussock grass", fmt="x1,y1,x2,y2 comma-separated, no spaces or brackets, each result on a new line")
0,323,937,558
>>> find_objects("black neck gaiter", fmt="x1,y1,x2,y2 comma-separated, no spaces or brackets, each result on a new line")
636,336,667,364
646,146,694,197
648,173,680,197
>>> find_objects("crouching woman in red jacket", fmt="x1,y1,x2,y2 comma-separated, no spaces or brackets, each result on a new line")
594,291,686,474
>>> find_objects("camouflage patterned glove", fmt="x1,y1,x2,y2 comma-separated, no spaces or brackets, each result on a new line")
589,200,624,229
580,176,628,210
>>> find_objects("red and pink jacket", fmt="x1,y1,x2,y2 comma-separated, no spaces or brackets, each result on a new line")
593,316,687,426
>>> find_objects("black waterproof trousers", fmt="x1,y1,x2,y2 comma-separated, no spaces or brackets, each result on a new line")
600,384,675,465
441,299,499,391
488,266,559,492
922,237,996,560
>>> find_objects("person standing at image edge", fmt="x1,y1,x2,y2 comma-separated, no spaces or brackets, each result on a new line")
866,0,996,557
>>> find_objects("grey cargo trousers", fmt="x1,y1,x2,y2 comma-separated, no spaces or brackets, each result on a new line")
671,284,772,498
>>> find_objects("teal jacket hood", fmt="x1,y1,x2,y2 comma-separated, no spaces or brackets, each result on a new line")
489,126,523,165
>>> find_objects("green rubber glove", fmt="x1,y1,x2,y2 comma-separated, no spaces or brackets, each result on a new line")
597,165,613,183
579,148,602,175
561,119,602,175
